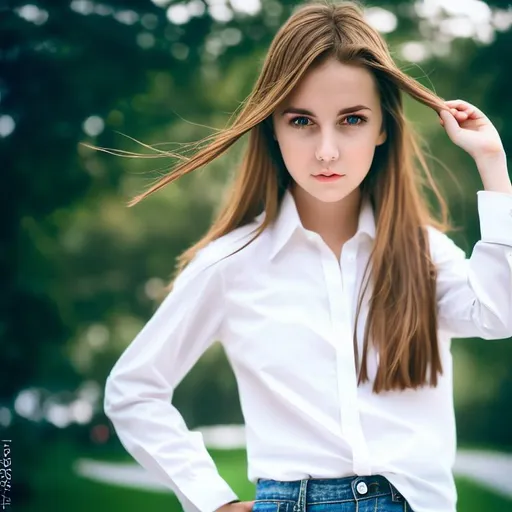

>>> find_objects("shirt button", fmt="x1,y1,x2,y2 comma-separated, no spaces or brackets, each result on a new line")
356,481,368,495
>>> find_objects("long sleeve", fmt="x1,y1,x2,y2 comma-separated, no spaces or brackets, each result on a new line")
103,246,238,512
430,190,512,339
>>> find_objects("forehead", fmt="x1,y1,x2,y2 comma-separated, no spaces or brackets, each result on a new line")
282,59,380,108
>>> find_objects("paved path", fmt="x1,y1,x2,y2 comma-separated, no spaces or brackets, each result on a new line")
453,449,512,499
75,426,512,499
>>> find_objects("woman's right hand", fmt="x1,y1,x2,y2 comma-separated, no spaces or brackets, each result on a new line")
216,500,255,512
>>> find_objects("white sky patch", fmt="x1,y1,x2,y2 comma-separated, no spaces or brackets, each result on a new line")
14,389,39,419
474,23,495,44
0,115,15,138
437,0,491,22
167,3,191,25
400,41,430,62
46,403,72,428
69,400,94,425
114,10,139,25
16,4,49,25
209,4,233,23
406,0,511,60
415,0,494,35
188,0,206,17
94,4,114,16
150,0,171,7
364,7,398,34
493,10,512,32
70,0,95,15
83,115,105,137
439,17,475,38
230,0,261,16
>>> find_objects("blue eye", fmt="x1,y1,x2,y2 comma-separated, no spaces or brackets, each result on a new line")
290,116,311,128
344,115,366,126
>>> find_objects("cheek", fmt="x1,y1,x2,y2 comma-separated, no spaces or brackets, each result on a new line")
345,138,379,170
346,135,379,154
275,132,313,168
282,147,315,181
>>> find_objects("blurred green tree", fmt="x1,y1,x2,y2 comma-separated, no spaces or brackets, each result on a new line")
1,0,511,508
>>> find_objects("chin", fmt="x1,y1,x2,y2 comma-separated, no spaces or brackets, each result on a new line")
291,178,360,204
309,186,353,203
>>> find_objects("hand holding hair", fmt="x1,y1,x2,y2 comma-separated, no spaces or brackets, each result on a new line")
439,99,511,194
438,99,505,159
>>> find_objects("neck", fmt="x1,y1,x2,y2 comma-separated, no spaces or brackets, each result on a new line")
291,184,362,250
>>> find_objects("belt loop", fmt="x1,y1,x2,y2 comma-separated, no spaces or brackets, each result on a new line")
293,478,309,512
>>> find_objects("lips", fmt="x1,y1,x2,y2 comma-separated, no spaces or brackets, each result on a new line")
313,173,344,182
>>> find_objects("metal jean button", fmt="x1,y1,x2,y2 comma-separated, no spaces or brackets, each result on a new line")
356,481,368,495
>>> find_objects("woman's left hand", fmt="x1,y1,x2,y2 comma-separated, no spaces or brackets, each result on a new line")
439,99,505,160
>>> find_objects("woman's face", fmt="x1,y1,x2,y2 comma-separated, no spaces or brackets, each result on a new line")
272,58,387,203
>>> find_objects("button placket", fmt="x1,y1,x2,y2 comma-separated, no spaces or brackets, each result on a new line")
341,249,357,303
321,245,371,476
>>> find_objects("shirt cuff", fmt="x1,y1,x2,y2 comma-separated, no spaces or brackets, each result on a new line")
477,190,512,245
174,470,239,512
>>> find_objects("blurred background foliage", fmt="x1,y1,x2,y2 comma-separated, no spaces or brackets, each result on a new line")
1,0,511,510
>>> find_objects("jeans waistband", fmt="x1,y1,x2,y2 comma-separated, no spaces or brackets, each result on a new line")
255,475,405,504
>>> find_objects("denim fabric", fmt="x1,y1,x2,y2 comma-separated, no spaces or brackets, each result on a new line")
253,475,413,512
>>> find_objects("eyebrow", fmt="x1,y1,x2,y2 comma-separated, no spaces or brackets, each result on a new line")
281,105,372,116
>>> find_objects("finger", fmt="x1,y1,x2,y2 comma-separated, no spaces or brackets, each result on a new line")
447,106,468,119
444,100,484,118
439,109,460,134
445,99,473,111
450,109,468,119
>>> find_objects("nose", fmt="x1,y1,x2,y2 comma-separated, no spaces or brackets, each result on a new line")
315,131,339,162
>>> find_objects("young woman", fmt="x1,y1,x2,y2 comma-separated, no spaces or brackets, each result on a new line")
102,1,512,512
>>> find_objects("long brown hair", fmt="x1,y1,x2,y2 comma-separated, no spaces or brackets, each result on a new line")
90,0,455,393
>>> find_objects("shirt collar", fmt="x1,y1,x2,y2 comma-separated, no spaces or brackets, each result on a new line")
269,188,376,260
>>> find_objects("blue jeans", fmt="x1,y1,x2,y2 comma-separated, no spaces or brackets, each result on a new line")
254,475,413,512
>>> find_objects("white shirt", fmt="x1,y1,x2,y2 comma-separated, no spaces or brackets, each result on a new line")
104,188,512,512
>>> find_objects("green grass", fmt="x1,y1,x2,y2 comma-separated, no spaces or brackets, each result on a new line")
456,477,511,511
21,440,512,512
